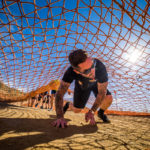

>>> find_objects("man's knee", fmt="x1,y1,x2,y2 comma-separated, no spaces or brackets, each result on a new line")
106,95,113,105
73,107,82,113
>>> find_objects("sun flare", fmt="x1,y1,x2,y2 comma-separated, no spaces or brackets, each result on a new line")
128,49,142,63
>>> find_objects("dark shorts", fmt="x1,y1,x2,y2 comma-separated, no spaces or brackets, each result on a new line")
44,91,48,95
47,95,51,99
46,100,49,103
51,90,56,94
38,97,41,101
73,81,111,109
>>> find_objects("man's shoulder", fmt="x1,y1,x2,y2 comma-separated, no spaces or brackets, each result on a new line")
62,66,76,83
94,58,105,67
65,66,74,73
64,66,75,76
94,58,108,82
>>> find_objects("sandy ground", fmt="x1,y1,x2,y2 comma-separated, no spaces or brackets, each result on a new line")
0,103,150,150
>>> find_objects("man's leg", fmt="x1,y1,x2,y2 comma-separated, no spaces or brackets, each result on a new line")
92,84,113,122
48,97,51,109
63,83,91,114
39,97,44,109
50,94,55,109
99,95,113,110
98,94,113,123
50,90,56,109
63,102,82,113
28,98,31,107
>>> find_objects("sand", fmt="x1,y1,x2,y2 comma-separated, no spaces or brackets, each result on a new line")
0,103,150,150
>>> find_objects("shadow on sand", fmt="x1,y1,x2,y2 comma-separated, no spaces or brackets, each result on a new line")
0,116,98,150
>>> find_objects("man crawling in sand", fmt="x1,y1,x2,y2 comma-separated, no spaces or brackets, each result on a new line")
53,49,113,128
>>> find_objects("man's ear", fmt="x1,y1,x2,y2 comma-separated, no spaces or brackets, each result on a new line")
73,69,80,74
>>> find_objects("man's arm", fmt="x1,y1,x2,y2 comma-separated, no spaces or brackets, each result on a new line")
55,80,70,118
91,82,108,112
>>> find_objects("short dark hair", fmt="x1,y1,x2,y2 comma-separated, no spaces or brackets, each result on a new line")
69,49,87,68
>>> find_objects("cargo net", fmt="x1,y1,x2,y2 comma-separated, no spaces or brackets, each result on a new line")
0,0,150,114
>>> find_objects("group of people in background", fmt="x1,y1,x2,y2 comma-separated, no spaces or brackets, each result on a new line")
27,90,56,110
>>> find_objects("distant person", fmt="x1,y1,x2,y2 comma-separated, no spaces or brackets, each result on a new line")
42,91,50,109
35,93,43,108
32,94,39,107
53,49,113,128
40,92,48,109
42,92,46,109
50,90,56,110
45,91,51,110
28,97,35,107
50,89,72,110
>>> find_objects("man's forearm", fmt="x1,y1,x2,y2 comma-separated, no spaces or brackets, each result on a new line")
91,94,106,112
55,80,70,118
55,92,64,118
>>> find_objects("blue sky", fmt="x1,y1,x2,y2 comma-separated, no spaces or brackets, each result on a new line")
0,0,150,112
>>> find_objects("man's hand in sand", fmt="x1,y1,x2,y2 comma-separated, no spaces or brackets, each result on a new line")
85,110,96,125
52,118,68,128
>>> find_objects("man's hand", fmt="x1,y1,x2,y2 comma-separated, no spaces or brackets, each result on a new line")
85,110,96,125
52,118,68,128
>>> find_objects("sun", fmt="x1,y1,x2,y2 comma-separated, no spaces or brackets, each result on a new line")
128,48,142,63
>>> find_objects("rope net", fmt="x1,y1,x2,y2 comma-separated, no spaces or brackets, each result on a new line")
0,0,150,114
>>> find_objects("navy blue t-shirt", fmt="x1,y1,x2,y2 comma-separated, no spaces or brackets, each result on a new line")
62,58,108,89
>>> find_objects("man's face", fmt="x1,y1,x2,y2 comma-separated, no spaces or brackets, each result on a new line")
74,57,95,79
